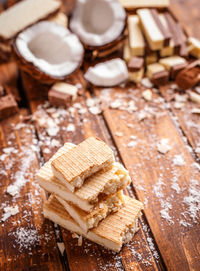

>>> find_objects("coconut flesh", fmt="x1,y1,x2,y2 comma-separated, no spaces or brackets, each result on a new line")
15,21,84,78
84,58,128,86
70,0,126,47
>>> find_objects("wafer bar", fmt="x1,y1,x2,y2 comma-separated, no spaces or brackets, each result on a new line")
48,82,78,108
0,0,60,41
176,23,188,58
52,137,114,192
123,40,131,63
56,190,124,232
119,0,169,10
147,63,169,85
163,12,181,54
128,15,145,56
36,143,131,212
43,195,143,252
145,52,158,65
128,57,144,83
159,14,175,57
159,56,187,79
137,9,171,50
0,94,18,119
188,37,200,59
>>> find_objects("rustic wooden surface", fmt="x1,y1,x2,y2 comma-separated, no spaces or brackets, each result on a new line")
0,0,200,271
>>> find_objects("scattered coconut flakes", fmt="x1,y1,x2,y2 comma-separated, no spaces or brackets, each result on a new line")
78,235,83,246
88,106,101,115
57,242,65,255
66,123,75,132
127,141,137,148
157,139,171,154
195,147,200,154
174,102,185,109
175,93,188,103
189,91,200,104
138,110,147,121
110,100,122,109
46,125,59,137
191,108,200,114
72,233,79,239
9,227,41,251
43,148,51,154
1,205,19,221
142,89,152,101
51,139,60,148
141,78,153,88
173,155,186,166
115,132,123,137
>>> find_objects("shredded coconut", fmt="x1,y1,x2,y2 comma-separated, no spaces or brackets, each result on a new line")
157,138,171,154
173,155,185,166
1,205,19,222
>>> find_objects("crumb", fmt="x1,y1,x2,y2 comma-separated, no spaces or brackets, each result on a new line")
142,89,152,101
157,139,171,154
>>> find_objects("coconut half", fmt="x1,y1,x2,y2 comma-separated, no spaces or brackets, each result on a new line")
84,58,128,87
70,0,126,49
13,21,84,83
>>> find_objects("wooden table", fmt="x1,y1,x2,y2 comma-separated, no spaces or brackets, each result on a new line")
0,0,200,270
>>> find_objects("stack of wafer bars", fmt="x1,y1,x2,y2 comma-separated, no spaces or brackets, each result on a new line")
36,137,143,252
124,6,200,87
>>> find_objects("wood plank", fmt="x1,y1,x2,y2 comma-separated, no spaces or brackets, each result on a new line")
0,110,63,271
160,84,200,160
93,85,200,271
29,71,163,271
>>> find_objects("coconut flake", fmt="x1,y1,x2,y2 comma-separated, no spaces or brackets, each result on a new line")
84,59,128,87
173,155,185,166
157,139,171,154
1,205,19,222
142,89,152,101
141,78,153,88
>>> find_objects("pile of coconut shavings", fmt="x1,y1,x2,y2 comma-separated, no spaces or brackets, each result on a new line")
9,227,41,252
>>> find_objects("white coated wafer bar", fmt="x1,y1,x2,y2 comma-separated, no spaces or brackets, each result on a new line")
0,0,60,40
159,14,174,57
137,9,171,50
128,15,145,56
119,0,169,10
188,37,200,59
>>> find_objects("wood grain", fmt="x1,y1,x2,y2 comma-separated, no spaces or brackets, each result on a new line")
94,85,200,271
0,110,63,271
28,71,163,271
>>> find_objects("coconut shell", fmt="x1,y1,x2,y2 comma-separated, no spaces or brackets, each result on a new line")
13,38,84,84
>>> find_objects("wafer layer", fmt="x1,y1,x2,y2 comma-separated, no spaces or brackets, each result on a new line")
52,137,115,192
43,195,143,252
36,142,130,211
56,190,124,232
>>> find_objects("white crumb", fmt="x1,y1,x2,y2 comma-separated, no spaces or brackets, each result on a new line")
173,155,185,166
142,89,152,101
157,139,171,154
57,242,65,255
127,141,137,148
174,102,185,109
43,148,50,154
78,235,83,246
174,94,188,103
1,205,19,222
141,78,153,88
66,123,75,132
189,91,200,104
88,106,101,115
115,132,123,137
191,108,200,114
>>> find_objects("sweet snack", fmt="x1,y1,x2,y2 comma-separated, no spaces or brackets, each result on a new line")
188,37,200,59
43,195,143,252
159,56,188,79
176,23,188,58
137,9,171,50
48,82,78,108
128,57,144,83
56,190,124,232
0,0,60,62
123,40,131,63
128,15,145,56
145,52,158,65
119,0,169,10
36,143,131,212
176,61,200,90
147,63,169,85
0,94,18,120
51,137,115,192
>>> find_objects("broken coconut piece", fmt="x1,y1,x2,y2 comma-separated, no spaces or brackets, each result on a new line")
48,82,78,108
84,58,128,87
51,137,115,192
43,194,143,252
13,21,84,84
69,0,126,48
